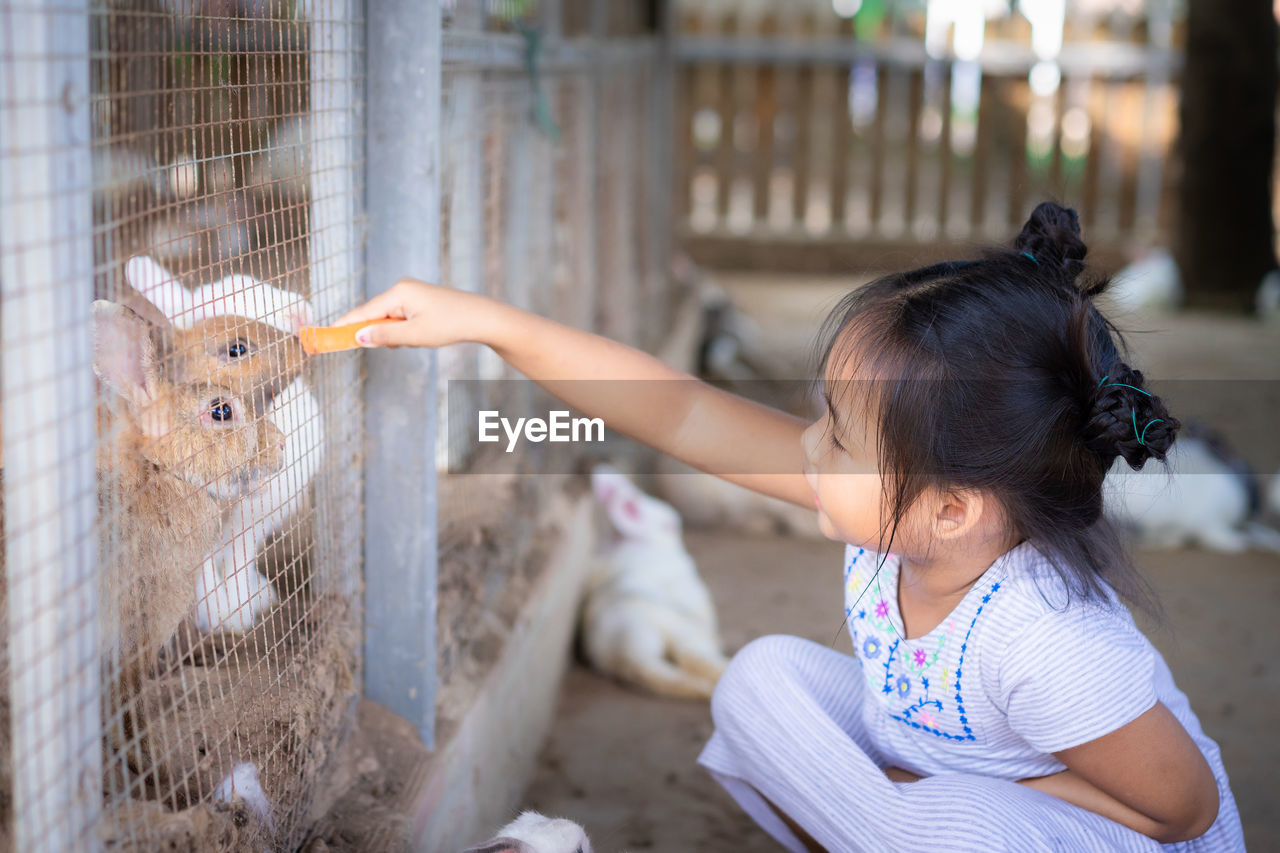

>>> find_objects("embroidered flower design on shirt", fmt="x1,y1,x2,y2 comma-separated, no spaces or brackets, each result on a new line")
895,676,911,698
912,648,928,667
863,637,882,659
875,600,890,618
917,709,936,728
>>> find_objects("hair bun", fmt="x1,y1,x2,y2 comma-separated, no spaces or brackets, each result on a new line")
1082,364,1179,469
1015,202,1088,284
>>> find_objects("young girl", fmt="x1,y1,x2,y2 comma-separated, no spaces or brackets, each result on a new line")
338,202,1243,851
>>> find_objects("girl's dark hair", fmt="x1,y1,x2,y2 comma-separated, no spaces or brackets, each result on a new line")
809,201,1177,618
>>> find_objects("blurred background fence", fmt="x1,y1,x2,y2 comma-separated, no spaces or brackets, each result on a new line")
673,0,1190,272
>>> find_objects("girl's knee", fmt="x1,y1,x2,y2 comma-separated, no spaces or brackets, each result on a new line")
711,634,804,717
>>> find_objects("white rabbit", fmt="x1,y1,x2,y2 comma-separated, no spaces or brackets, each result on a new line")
578,464,729,700
216,760,275,848
1103,429,1280,553
126,254,313,337
1256,268,1280,322
127,255,322,634
654,453,825,539
1106,248,1183,314
195,373,321,631
461,810,593,853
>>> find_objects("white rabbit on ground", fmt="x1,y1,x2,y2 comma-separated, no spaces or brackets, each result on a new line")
1106,247,1183,313
578,464,730,701
461,810,593,853
127,254,322,634
1103,422,1280,553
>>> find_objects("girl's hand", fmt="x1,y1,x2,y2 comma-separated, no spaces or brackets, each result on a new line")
333,278,497,349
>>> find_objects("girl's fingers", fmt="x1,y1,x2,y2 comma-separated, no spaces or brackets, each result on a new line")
332,286,409,327
355,317,421,349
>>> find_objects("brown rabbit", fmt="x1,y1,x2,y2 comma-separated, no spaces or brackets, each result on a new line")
92,300,286,678
164,313,306,407
0,303,286,829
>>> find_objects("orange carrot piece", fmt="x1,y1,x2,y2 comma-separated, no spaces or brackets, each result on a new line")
299,317,405,354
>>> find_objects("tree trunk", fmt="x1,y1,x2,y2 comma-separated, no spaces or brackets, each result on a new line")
1176,0,1278,310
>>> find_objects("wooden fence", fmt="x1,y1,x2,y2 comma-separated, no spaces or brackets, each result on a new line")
672,2,1186,272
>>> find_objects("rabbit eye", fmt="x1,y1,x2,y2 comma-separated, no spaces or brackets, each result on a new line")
209,398,234,422
225,339,250,358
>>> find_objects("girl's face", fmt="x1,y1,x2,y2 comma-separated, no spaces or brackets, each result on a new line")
800,393,894,549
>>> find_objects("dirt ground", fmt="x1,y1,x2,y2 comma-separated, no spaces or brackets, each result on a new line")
523,531,1280,852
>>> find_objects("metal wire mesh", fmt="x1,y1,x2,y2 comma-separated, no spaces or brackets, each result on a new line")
3,1,364,849
3,1,671,848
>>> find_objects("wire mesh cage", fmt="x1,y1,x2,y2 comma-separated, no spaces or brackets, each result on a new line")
2,1,364,849
2,0,673,848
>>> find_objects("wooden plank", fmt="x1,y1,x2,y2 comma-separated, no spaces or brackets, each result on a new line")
904,67,923,230
673,63,694,221
1048,78,1066,197
938,61,953,235
713,12,738,223
969,69,993,235
751,13,779,224
1081,74,1102,231
1007,75,1027,228
790,12,815,226
868,66,889,229
828,17,855,231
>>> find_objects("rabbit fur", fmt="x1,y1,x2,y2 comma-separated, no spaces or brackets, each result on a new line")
579,464,729,700
461,810,593,853
92,299,287,676
1103,427,1280,553
127,254,319,634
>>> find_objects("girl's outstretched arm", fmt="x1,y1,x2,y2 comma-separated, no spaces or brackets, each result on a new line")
335,278,815,508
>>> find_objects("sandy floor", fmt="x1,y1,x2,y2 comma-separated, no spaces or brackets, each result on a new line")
524,531,1280,852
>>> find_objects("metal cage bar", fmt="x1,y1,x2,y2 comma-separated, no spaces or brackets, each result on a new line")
362,0,443,748
0,4,103,850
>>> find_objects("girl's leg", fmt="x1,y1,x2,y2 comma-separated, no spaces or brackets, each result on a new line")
698,634,1169,852
697,634,894,852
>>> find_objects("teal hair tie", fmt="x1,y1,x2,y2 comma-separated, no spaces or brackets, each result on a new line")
1097,375,1152,397
1135,413,1164,446
1099,376,1161,445
1021,251,1038,265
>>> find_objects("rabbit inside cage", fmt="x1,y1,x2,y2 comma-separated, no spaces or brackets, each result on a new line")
1,2,360,850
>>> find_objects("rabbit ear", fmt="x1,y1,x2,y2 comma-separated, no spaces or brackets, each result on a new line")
591,462,634,506
92,300,160,408
458,838,538,853
125,255,192,326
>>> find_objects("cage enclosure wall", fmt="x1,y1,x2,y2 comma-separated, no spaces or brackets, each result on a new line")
2,1,365,849
1,0,677,849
